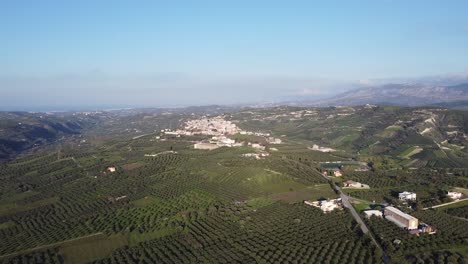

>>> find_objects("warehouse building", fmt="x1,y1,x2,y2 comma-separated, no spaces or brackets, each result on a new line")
384,206,418,230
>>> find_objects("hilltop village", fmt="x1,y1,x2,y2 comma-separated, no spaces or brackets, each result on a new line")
162,116,282,158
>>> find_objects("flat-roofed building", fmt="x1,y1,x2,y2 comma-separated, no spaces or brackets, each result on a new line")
384,206,418,230
398,191,416,201
194,143,219,150
363,210,383,219
447,191,462,200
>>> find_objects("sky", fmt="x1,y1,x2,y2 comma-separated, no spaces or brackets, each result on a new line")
1,0,468,110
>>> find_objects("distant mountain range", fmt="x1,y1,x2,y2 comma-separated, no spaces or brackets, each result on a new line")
311,83,468,108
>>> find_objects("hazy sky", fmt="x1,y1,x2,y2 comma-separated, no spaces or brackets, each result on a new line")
1,0,468,109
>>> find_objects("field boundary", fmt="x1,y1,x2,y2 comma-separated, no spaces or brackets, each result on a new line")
0,232,104,260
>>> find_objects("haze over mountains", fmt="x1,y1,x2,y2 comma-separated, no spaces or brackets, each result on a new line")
311,83,468,108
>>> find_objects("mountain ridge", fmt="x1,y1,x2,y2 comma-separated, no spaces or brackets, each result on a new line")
310,83,468,107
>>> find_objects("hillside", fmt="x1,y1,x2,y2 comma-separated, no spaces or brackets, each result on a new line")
0,112,102,160
313,83,468,107
232,105,468,169
0,105,467,263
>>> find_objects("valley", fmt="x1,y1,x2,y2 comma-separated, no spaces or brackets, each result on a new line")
0,105,467,263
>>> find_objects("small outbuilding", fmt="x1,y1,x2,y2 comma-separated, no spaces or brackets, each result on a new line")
363,210,383,219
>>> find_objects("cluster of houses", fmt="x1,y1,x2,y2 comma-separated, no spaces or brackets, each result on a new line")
162,116,281,152
304,198,343,213
184,116,240,135
164,116,240,137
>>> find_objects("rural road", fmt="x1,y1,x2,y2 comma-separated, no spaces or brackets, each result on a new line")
317,171,386,258
334,184,388,262
339,189,369,234
423,198,468,210
317,172,370,234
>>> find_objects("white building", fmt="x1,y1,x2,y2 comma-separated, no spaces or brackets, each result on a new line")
333,170,342,177
310,144,336,153
447,192,462,200
194,143,219,150
343,181,370,189
217,137,235,146
384,206,419,230
399,191,417,201
268,137,282,144
106,166,116,173
304,198,342,213
242,153,260,159
251,143,266,150
363,210,383,219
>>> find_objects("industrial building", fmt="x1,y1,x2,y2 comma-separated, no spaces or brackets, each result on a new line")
384,206,419,230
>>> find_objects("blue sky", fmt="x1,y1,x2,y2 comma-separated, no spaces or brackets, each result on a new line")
1,0,468,109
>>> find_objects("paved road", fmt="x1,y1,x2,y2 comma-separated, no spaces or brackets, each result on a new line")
317,172,370,234
339,189,369,234
318,170,388,263
336,185,389,263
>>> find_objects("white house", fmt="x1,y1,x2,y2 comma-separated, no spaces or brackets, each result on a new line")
447,192,462,200
304,198,342,213
399,191,417,201
106,166,116,173
343,181,370,189
363,210,383,219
